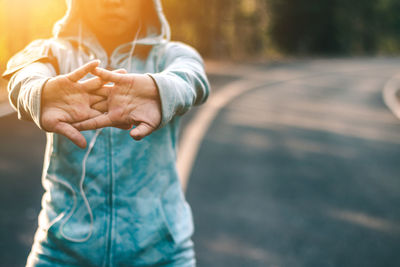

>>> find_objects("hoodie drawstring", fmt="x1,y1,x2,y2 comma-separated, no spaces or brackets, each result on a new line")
126,21,142,72
45,129,101,242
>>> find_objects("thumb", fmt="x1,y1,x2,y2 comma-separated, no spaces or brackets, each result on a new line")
129,123,154,141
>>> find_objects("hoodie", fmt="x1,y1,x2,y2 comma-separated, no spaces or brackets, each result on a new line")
3,1,210,266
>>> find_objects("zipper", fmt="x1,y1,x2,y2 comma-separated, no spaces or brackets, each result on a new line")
105,127,114,267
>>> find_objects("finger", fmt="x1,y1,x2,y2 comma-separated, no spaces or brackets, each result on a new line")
78,76,104,92
93,85,113,97
89,94,106,106
115,124,133,130
68,60,101,82
87,107,103,119
54,122,87,149
92,67,125,83
73,113,113,131
130,123,154,141
91,100,108,113
77,68,124,92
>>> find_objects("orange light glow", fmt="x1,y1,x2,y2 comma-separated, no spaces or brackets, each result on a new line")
0,0,66,100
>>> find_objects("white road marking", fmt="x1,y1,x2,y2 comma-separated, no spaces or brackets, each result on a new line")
177,79,264,190
383,73,400,119
327,208,400,234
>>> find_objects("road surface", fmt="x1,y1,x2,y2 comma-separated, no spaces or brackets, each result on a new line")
1,58,400,267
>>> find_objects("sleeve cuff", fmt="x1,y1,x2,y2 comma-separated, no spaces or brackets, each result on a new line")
19,77,51,130
147,73,178,129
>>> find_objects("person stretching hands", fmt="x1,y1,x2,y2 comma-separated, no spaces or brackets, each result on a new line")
40,60,153,148
3,0,209,266
73,66,163,142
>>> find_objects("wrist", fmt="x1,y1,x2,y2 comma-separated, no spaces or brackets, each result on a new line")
35,78,51,131
144,74,160,101
41,77,56,106
40,77,57,131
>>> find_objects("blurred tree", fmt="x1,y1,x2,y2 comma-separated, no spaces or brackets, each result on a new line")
2,0,400,73
267,0,400,55
164,0,269,59
334,0,379,53
268,0,340,54
375,0,400,54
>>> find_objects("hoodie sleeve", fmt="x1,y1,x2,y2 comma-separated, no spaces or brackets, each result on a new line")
6,62,57,129
147,42,210,128
3,39,58,129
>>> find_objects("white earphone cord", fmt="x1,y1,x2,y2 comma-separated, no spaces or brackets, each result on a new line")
56,129,102,243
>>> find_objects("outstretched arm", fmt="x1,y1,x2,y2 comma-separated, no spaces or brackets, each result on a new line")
148,42,210,128
74,42,210,140
7,60,105,148
73,69,162,140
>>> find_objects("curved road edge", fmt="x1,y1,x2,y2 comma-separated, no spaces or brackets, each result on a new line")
383,72,400,120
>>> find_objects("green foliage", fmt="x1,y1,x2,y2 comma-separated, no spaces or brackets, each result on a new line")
163,0,269,59
267,0,400,55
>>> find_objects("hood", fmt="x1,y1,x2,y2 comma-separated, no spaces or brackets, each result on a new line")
53,0,171,46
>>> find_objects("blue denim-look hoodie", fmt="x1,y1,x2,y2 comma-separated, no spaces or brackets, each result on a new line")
3,1,210,266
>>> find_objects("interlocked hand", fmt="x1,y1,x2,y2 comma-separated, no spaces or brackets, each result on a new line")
73,67,162,141
40,60,105,148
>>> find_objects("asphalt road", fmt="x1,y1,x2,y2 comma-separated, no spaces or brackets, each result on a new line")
1,58,400,267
